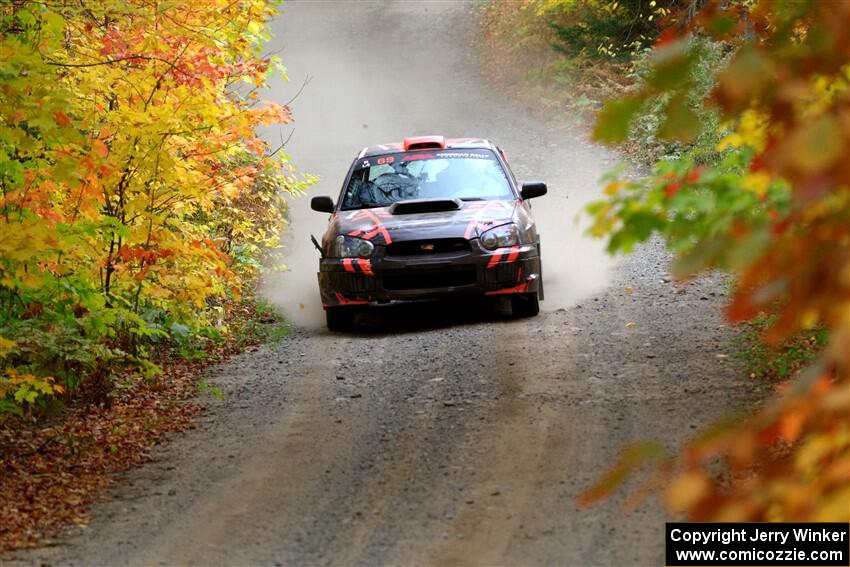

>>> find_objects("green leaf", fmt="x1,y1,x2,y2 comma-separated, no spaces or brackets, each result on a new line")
169,322,191,339
646,42,696,91
659,96,700,142
593,96,644,143
0,399,23,416
705,15,736,37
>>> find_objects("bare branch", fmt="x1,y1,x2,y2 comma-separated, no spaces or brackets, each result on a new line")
44,55,176,68
283,74,312,107
266,128,295,158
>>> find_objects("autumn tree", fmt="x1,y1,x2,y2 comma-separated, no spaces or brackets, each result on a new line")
0,1,308,413
583,0,849,521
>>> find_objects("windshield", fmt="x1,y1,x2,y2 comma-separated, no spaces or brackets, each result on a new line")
340,148,514,210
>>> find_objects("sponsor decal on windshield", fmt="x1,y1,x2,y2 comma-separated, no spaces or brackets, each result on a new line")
355,148,496,172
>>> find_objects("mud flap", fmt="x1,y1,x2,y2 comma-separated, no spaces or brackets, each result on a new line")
538,242,545,301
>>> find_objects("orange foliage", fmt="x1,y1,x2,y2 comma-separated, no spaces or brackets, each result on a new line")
584,0,849,521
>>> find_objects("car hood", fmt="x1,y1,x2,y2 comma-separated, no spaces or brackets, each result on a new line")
330,199,519,244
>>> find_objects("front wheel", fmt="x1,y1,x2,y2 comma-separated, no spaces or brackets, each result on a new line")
326,306,356,332
511,292,539,318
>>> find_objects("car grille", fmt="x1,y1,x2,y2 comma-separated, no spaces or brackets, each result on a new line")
486,262,522,289
383,266,476,290
385,238,470,256
325,272,374,292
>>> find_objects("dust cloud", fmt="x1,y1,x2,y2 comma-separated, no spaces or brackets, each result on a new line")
531,183,614,312
258,1,616,329
260,192,329,329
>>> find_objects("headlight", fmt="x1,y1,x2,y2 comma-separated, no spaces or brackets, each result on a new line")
479,223,519,250
330,235,374,258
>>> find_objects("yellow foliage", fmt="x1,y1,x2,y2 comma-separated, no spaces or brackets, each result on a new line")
665,471,710,513
534,0,579,18
717,109,768,152
0,0,310,411
0,337,15,357
741,171,771,198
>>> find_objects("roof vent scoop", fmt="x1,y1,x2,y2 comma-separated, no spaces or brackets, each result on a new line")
403,135,446,151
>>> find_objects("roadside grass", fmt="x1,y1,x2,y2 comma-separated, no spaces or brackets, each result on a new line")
735,314,829,385
168,297,289,365
474,1,631,125
0,293,288,554
475,2,730,169
233,297,291,346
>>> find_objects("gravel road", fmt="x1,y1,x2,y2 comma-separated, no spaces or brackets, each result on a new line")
12,2,755,566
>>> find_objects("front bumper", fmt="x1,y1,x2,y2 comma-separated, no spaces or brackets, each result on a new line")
318,242,541,308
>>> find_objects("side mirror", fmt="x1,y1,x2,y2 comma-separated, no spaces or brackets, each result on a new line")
520,182,547,200
311,196,335,213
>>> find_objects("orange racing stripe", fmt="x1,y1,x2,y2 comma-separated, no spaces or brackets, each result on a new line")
485,281,531,295
334,292,369,306
356,259,374,275
464,200,497,239
359,209,392,244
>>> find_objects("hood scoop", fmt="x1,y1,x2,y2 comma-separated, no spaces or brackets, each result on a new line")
389,198,462,215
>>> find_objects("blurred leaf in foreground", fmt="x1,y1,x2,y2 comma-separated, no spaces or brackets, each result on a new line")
584,0,850,522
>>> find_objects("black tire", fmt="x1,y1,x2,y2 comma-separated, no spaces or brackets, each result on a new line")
511,292,540,318
326,307,356,332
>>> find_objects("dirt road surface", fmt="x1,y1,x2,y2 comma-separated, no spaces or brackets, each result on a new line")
12,2,754,566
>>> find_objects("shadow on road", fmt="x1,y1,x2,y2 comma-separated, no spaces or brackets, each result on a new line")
336,296,516,335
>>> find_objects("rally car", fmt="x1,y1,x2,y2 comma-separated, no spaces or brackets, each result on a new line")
310,135,547,331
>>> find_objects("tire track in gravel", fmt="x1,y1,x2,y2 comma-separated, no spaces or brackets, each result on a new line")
88,332,358,566
128,336,352,565
323,332,457,567
425,309,600,567
319,313,510,566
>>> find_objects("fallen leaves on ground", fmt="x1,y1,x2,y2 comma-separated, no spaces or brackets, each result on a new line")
0,300,281,553
0,367,200,552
